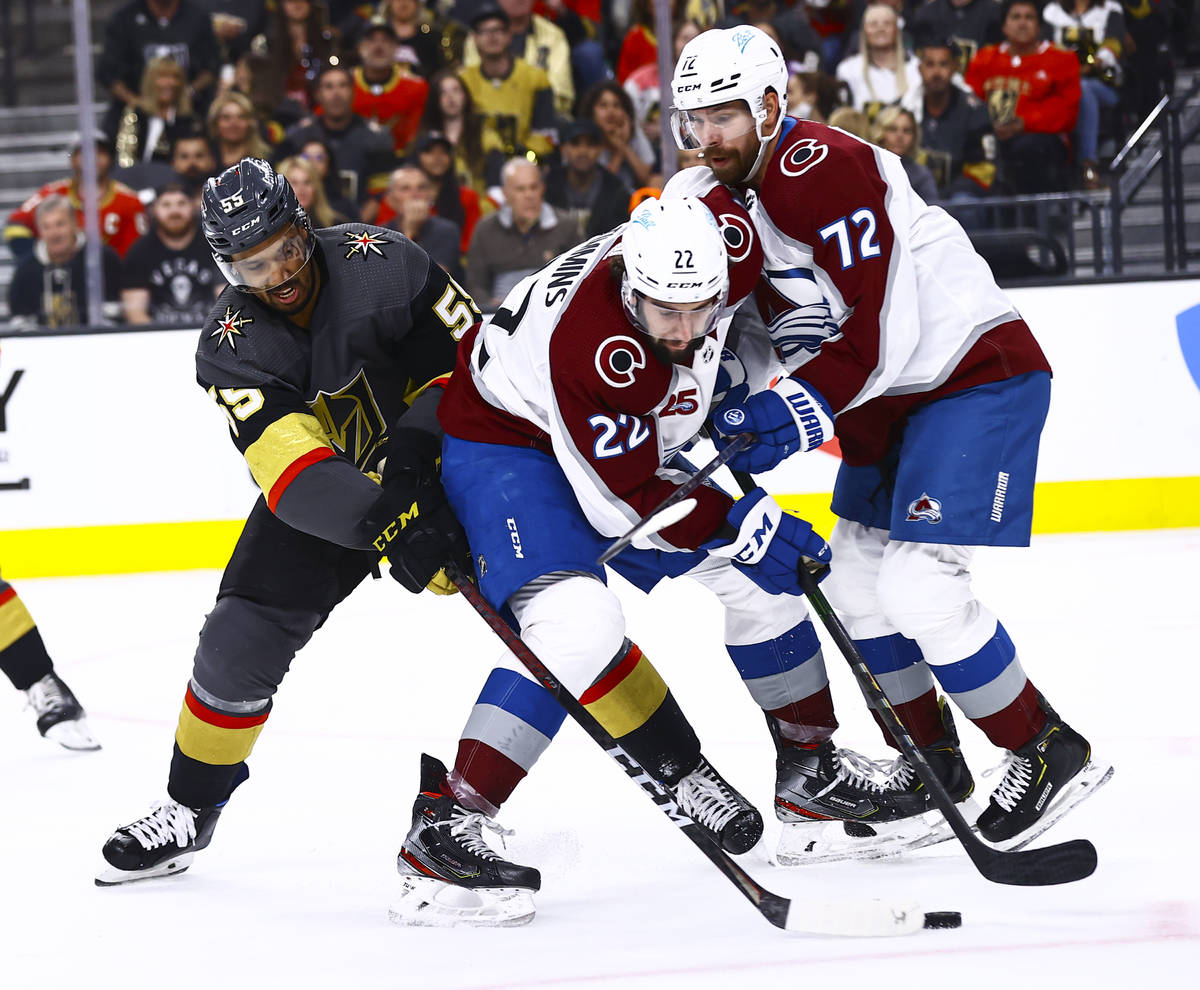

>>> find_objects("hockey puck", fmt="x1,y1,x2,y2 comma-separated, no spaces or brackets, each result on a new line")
923,911,962,929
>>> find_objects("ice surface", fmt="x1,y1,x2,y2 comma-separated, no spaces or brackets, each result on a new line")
3,530,1198,988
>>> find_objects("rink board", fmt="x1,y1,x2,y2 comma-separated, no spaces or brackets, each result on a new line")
2,278,1198,577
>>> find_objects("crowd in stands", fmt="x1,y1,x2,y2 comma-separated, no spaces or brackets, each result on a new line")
3,0,1182,328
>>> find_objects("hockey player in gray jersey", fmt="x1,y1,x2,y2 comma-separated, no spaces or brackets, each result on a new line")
95,158,482,885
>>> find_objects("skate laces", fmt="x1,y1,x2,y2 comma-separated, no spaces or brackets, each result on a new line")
674,761,747,834
443,809,515,861
124,801,198,851
984,753,1034,812
834,748,898,795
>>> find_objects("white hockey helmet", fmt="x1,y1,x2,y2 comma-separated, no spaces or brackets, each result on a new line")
670,26,788,179
620,197,729,347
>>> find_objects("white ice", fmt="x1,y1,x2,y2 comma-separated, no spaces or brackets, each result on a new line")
3,529,1198,988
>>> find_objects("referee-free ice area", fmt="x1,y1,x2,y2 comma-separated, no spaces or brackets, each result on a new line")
3,529,1197,989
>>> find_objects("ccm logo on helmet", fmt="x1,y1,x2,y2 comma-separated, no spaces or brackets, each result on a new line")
595,335,647,389
667,281,703,289
231,216,262,236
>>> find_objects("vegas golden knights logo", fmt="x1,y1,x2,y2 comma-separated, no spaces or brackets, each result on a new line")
308,369,388,470
986,84,1020,126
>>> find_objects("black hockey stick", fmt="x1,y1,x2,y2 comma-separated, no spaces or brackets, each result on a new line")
597,433,753,565
446,561,941,936
728,470,1098,886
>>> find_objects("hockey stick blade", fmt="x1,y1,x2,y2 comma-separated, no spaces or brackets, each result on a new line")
724,469,1098,886
446,562,927,936
597,433,753,565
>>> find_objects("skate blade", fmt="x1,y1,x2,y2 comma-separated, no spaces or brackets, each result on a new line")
45,718,101,751
888,796,985,855
987,759,1114,852
95,853,193,887
388,875,536,928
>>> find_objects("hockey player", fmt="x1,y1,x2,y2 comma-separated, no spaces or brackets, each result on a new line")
0,577,100,751
95,158,474,885
389,195,954,926
668,25,1111,856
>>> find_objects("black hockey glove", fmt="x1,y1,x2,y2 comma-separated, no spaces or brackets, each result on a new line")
368,430,471,594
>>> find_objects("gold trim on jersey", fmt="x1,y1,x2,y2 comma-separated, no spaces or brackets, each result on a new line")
0,591,36,651
244,412,332,494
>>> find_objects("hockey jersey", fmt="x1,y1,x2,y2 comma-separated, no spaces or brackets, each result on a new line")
352,66,429,154
668,118,1051,466
438,185,770,553
964,41,1082,134
196,223,476,549
5,178,147,259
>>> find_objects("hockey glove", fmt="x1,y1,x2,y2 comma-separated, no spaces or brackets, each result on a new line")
368,430,472,595
711,379,834,473
703,487,831,597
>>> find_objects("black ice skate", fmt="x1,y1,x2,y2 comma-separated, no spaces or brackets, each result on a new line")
96,766,247,886
25,672,100,751
773,704,977,865
390,754,540,927
670,755,764,855
977,709,1113,850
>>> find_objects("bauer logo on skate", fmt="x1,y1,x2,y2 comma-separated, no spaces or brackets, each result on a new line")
595,335,646,388
906,493,943,524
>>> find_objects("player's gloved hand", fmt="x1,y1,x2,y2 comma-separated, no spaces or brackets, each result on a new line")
711,378,834,473
368,430,472,594
702,487,831,596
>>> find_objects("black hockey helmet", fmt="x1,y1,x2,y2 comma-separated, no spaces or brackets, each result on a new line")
202,157,315,291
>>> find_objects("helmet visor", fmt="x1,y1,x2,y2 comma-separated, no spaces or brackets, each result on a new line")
216,223,314,292
670,104,758,151
631,292,722,344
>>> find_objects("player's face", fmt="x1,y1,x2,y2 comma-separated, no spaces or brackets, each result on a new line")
636,294,721,362
154,191,196,237
673,100,760,186
229,223,317,313
919,48,955,94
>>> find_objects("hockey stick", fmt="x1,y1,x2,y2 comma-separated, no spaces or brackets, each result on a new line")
727,470,1098,886
446,561,940,936
597,433,753,565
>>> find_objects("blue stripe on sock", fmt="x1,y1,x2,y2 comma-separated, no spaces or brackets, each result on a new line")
929,623,1016,694
853,633,924,675
727,620,821,680
476,667,567,740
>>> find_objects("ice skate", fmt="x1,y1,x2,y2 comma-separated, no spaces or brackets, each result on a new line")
774,703,976,865
977,710,1113,851
390,754,540,928
96,800,226,885
25,672,100,751
671,755,763,855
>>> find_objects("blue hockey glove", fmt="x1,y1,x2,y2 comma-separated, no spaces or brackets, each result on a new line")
702,487,831,596
711,378,834,473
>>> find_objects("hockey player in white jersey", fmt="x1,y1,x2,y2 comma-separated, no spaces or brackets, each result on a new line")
666,25,1112,861
389,194,959,926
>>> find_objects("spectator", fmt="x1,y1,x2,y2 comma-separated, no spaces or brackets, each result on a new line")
965,0,1081,193
381,165,465,281
121,181,221,325
465,157,580,310
106,56,200,168
827,105,872,138
8,197,122,329
841,0,913,57
905,41,996,197
97,1,220,121
544,119,632,238
533,0,609,96
911,0,1004,72
281,65,397,209
408,132,484,254
459,6,558,163
5,134,147,262
369,0,445,80
836,3,921,119
870,105,940,202
258,0,339,112
194,1,270,67
170,128,219,186
579,80,654,191
1042,0,1126,188
277,156,349,227
788,68,843,122
805,0,854,68
770,2,825,70
296,136,359,219
207,91,272,170
624,19,703,140
224,50,305,141
420,69,504,195
1121,0,1173,120
352,18,429,156
463,0,575,117
616,0,658,83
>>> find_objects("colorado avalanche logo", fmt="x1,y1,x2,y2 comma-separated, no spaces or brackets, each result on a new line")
756,268,839,359
595,335,647,389
906,493,943,524
717,212,755,263
780,138,829,177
